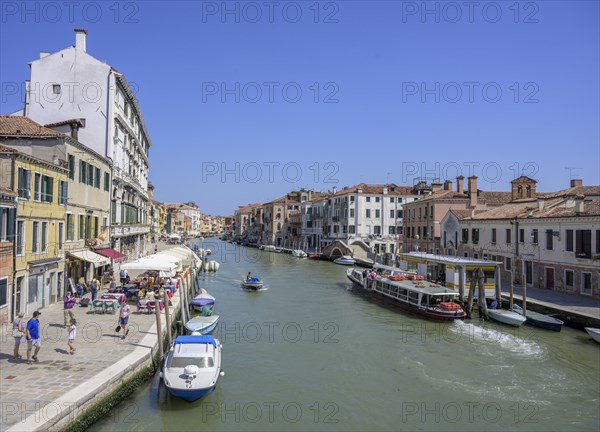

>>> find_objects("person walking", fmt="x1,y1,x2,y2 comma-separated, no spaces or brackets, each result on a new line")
12,312,25,359
26,311,42,364
64,291,77,327
119,300,130,340
120,268,127,284
67,319,77,354
90,277,99,301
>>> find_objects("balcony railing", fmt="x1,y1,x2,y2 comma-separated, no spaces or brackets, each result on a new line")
110,224,150,237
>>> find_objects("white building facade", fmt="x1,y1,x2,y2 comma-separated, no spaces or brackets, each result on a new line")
24,29,152,258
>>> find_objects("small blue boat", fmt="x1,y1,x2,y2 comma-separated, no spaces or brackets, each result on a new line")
190,293,215,312
241,277,264,291
161,334,223,401
513,304,564,332
185,315,220,334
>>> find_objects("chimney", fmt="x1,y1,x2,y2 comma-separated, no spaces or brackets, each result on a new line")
431,182,443,191
39,52,51,59
443,180,452,191
332,186,337,194
456,176,464,194
537,198,545,211
75,28,87,52
468,176,478,207
570,179,583,188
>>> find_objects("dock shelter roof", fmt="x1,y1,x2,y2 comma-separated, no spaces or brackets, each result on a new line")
397,252,502,269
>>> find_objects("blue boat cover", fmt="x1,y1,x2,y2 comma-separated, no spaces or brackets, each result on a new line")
191,298,215,306
247,278,261,283
175,335,217,347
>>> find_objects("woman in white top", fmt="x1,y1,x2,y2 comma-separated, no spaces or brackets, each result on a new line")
12,312,25,359
68,319,77,354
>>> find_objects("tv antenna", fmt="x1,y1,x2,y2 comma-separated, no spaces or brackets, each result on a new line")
564,167,582,179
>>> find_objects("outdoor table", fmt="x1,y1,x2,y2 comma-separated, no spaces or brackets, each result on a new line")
91,299,120,314
136,298,165,314
102,292,126,303
161,284,176,295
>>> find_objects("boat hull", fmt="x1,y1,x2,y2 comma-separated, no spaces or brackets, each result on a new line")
584,327,600,343
487,310,527,327
167,385,216,401
185,316,220,334
242,282,263,290
334,257,355,265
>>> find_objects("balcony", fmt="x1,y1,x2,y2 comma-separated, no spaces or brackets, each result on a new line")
113,167,148,198
110,224,150,237
301,228,323,235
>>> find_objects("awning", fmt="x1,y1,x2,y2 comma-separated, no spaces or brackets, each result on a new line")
120,256,177,276
68,250,111,267
96,248,128,263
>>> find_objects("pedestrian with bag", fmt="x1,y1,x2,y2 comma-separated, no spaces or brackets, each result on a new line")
12,312,25,359
119,299,130,340
63,291,77,327
26,311,42,364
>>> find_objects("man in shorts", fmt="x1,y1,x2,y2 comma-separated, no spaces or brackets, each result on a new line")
26,311,42,365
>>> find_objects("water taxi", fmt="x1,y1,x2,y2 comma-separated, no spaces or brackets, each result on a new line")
346,268,466,321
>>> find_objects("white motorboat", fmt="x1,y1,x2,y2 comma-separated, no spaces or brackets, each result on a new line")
292,250,307,258
185,315,220,334
242,277,264,291
487,309,527,327
161,334,224,401
584,327,600,344
334,256,356,265
262,245,276,252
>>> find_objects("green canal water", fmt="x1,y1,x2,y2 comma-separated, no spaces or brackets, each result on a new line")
90,240,600,431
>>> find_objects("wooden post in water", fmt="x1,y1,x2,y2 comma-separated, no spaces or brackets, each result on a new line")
466,270,476,318
521,258,527,317
508,269,514,311
164,287,172,347
477,268,488,319
179,277,187,328
154,291,163,360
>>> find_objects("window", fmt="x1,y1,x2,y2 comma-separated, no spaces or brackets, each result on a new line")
366,197,371,202
88,164,94,186
68,155,75,179
40,175,54,203
0,278,7,307
86,215,92,239
565,270,574,288
375,209,380,218
390,197,395,203
462,228,469,243
575,230,592,258
506,228,512,244
52,84,61,94
596,230,600,254
366,209,371,218
472,228,479,244
58,222,64,250
349,225,355,234
532,229,538,244
59,180,68,205
95,167,101,188
41,222,48,252
581,273,592,295
375,197,380,203
33,172,41,201
505,257,512,271
349,209,354,218
519,229,524,243
397,210,403,218
473,253,479,259
389,226,395,234
350,196,355,203
103,217,108,233
16,221,24,255
66,214,74,240
80,161,87,183
491,228,497,243
104,172,110,191
0,207,15,241
565,229,573,252
545,230,553,250
374,225,381,235
390,210,395,218
18,167,31,199
79,215,85,240
94,216,99,238
32,221,39,253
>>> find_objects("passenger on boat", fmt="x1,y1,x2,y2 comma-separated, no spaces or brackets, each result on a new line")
246,272,252,281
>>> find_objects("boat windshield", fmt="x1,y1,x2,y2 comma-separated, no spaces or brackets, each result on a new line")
169,356,214,368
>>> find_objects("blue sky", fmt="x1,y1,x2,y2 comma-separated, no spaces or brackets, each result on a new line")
1,1,599,215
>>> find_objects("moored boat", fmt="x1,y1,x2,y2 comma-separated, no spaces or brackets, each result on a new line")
292,249,307,258
487,309,527,327
346,268,466,321
513,304,564,331
161,334,224,401
584,327,600,344
242,277,264,291
262,245,276,252
334,256,356,265
185,315,220,334
190,293,216,313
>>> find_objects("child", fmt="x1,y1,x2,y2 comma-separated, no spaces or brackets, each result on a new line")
68,319,77,354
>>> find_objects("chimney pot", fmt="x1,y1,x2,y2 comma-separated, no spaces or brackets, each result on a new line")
456,176,464,194
75,28,87,52
431,182,443,191
570,179,583,188
468,176,478,207
443,180,452,191
537,198,545,211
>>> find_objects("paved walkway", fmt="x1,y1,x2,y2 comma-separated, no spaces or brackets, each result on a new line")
0,242,199,431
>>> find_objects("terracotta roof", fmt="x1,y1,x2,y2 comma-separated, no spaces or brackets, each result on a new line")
0,143,18,153
0,116,65,137
0,186,16,196
44,119,85,128
405,189,512,205
466,197,600,220
542,185,600,199
450,209,487,220
511,175,537,184
333,183,416,196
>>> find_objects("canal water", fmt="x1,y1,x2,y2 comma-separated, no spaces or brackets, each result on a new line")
90,240,600,432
